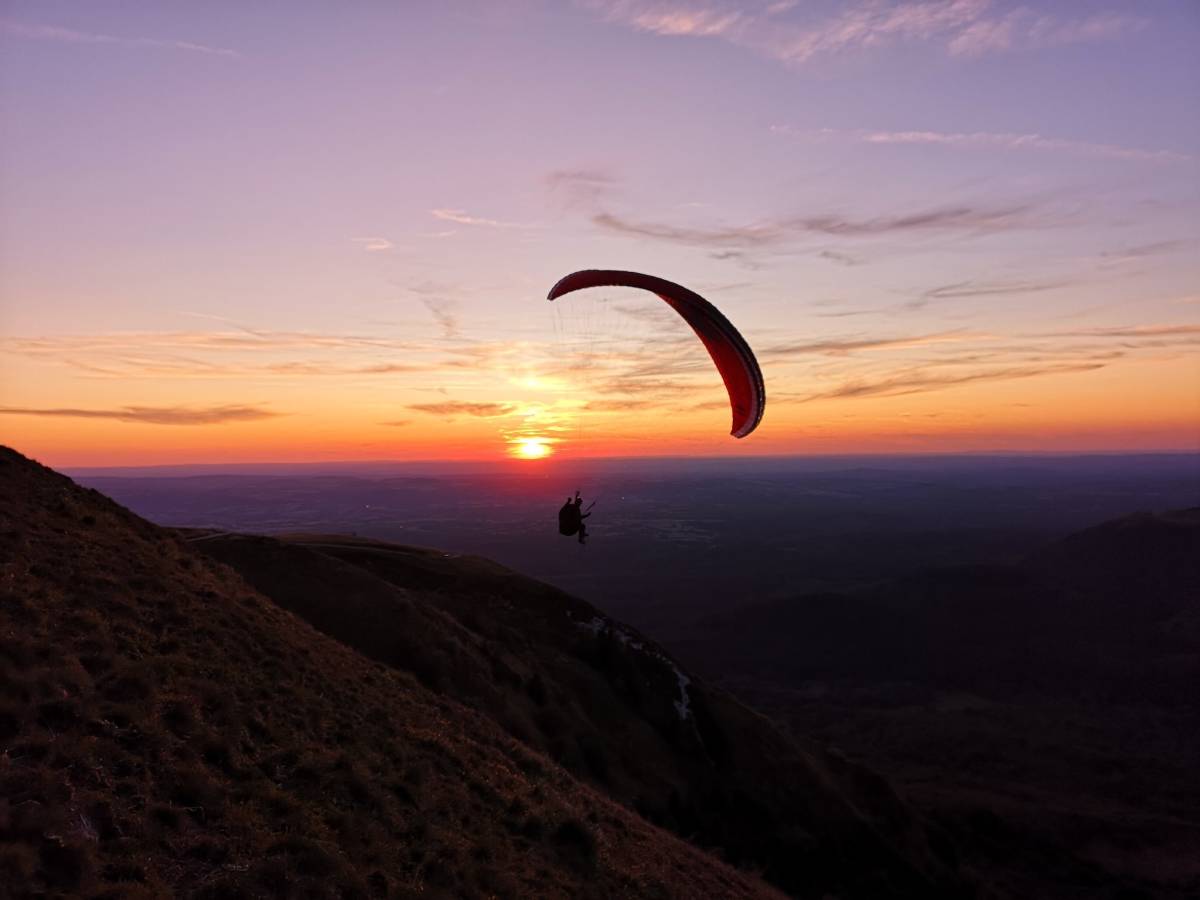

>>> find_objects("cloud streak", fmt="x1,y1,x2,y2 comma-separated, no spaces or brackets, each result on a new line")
802,361,1106,401
774,125,1193,163
352,236,393,252
0,404,278,424
920,279,1067,302
583,1,1141,67
546,168,619,208
421,298,460,339
594,202,1048,250
430,208,531,229
407,401,517,418
2,21,240,57
763,330,978,359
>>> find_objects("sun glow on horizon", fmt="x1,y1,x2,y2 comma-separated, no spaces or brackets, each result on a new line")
511,437,553,460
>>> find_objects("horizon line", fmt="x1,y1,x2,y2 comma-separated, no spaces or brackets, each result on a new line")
56,447,1200,475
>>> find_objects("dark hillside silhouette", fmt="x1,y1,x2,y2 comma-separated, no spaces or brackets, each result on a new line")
180,529,966,898
0,446,782,899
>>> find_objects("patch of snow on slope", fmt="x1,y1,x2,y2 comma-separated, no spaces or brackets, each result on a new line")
567,611,689,719
671,667,691,720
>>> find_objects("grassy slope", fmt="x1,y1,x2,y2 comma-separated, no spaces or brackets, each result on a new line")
181,531,967,899
0,446,780,899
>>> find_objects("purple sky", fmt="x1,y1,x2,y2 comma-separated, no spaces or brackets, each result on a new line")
1,1,1198,463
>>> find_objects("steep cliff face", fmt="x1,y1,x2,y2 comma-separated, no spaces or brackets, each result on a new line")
0,446,782,899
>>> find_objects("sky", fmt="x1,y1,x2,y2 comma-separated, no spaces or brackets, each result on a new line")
1,0,1198,466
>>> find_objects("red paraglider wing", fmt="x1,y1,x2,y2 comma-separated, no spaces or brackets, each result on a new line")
547,270,765,438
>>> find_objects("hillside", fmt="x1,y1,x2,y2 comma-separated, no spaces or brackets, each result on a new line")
0,446,784,898
179,530,966,898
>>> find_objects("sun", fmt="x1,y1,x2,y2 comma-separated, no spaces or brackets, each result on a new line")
511,438,552,460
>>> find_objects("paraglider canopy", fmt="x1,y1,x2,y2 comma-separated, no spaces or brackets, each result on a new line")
548,270,765,438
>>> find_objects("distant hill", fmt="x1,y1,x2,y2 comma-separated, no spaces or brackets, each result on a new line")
0,446,782,898
0,446,969,899
671,506,1200,899
680,508,1200,703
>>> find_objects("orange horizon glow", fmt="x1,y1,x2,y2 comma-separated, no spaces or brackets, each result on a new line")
4,297,1197,468
5,394,1198,469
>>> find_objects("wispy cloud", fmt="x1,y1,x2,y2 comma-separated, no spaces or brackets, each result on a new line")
0,328,466,380
2,21,240,57
420,298,460,339
546,168,619,208
594,201,1050,250
774,125,1193,163
920,279,1067,302
582,1,1141,67
1047,323,1200,340
1,329,437,355
0,404,278,424
778,317,1200,404
407,401,517,418
1097,240,1190,263
818,249,862,267
352,236,393,252
583,398,657,412
763,330,977,359
430,208,531,229
600,2,745,37
948,8,1145,57
802,361,1106,401
707,249,764,270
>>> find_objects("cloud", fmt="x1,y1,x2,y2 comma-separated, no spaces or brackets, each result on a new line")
763,330,976,359
0,404,278,424
592,377,709,396
920,279,1067,302
595,211,779,247
262,362,425,376
1098,240,1190,263
776,125,1193,163
1047,324,1200,340
686,399,729,411
602,2,744,37
380,419,412,427
802,362,1106,401
430,208,531,229
582,1,1140,66
407,401,517,418
948,9,1145,57
352,236,393,252
594,202,1046,251
2,328,437,355
0,327,492,380
818,249,861,266
707,249,764,269
546,168,619,208
583,399,657,412
771,318,1200,406
2,20,239,57
421,298,460,338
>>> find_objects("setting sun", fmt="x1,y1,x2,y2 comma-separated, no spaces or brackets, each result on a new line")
511,438,552,460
